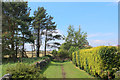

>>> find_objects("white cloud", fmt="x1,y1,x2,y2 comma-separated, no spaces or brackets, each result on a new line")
116,0,120,2
112,44,117,46
88,33,114,38
88,39,118,47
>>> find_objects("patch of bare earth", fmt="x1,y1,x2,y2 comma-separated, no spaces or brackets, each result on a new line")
61,64,66,79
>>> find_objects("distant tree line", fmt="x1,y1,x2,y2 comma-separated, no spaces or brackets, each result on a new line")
2,2,63,60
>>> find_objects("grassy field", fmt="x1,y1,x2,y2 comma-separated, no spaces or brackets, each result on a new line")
43,61,94,78
3,51,52,58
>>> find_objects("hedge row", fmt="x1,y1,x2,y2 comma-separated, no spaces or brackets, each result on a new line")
72,46,119,78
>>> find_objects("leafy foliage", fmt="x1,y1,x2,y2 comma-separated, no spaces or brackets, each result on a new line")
57,49,69,59
64,25,88,50
51,50,58,57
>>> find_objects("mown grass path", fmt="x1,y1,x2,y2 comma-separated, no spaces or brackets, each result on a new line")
43,61,94,78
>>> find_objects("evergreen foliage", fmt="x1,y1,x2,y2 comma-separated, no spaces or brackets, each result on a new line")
72,46,119,78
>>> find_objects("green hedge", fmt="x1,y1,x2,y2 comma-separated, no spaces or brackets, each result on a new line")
72,46,119,78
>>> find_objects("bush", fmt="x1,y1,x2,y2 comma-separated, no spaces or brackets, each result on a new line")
115,71,120,78
6,63,46,79
52,50,57,57
72,46,119,78
57,49,69,59
45,55,53,60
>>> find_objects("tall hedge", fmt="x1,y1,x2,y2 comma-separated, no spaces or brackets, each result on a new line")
72,46,119,78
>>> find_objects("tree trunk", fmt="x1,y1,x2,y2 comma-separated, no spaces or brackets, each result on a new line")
32,44,34,58
32,41,35,57
12,22,16,62
15,42,18,58
15,30,18,58
34,41,35,52
36,28,40,57
22,34,25,57
11,30,15,58
11,42,15,59
44,30,47,56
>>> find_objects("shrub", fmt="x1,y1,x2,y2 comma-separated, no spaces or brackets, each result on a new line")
52,50,57,57
6,63,46,79
57,49,69,59
115,71,120,78
72,46,119,78
45,55,53,60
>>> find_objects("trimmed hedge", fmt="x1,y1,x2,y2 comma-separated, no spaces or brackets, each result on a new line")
72,46,119,78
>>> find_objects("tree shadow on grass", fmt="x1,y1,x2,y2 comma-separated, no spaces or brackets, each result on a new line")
40,61,52,74
50,63,63,66
40,61,65,74
2,57,45,65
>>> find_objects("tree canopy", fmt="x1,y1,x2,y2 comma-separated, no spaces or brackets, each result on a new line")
60,25,89,50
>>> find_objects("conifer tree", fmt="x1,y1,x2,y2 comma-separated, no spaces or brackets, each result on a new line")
32,7,47,57
2,2,33,59
42,15,63,56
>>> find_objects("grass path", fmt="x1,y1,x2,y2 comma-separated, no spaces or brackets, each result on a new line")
43,61,63,78
43,61,94,78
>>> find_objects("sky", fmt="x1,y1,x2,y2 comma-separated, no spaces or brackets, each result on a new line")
25,2,118,51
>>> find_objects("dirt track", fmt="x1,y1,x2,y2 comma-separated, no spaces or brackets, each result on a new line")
61,64,66,79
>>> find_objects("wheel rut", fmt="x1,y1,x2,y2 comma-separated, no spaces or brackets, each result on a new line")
61,64,66,79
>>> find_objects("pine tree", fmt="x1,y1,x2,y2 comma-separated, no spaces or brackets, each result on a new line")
32,7,47,57
42,15,63,56
19,8,33,57
2,2,33,59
